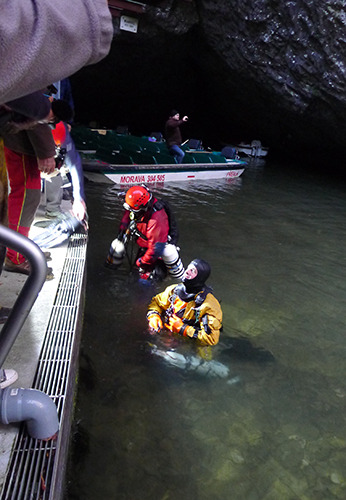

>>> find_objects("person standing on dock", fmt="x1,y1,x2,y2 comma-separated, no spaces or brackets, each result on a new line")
164,110,188,164
0,93,73,277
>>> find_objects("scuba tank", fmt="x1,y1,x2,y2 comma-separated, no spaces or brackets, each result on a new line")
105,237,126,268
162,244,185,279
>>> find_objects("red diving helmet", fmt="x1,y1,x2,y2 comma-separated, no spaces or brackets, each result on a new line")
123,186,152,212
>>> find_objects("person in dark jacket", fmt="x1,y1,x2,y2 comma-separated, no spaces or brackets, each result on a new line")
164,110,188,164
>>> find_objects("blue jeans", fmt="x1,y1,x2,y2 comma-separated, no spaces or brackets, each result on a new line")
169,145,185,164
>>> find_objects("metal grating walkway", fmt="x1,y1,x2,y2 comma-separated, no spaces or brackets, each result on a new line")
0,233,87,500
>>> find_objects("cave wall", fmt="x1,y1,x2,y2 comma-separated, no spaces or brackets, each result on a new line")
70,0,346,164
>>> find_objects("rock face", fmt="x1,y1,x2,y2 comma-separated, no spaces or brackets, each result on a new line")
71,1,346,165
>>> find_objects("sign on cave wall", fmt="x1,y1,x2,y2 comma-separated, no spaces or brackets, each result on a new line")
120,16,139,33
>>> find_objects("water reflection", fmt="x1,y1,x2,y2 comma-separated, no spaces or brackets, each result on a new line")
66,165,346,500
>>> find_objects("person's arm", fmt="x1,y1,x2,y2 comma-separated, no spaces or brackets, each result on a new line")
0,0,113,103
168,119,185,129
147,287,171,316
119,211,131,234
137,212,169,267
0,92,52,135
27,124,56,174
183,298,222,346
6,92,51,121
62,126,86,219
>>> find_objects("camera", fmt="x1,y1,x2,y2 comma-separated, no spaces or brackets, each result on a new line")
54,146,66,169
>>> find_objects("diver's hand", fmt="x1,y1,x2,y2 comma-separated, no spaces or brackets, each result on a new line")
165,314,186,335
136,258,151,272
147,313,163,333
37,156,56,174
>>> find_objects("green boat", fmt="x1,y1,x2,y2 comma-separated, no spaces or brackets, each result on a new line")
71,126,246,185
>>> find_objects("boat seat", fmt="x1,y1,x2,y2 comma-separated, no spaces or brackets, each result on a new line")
221,146,237,159
182,153,197,163
71,128,102,151
97,148,133,165
121,145,143,154
101,142,122,153
130,152,158,165
210,152,227,163
186,138,203,150
142,143,161,154
95,135,123,151
157,154,178,164
189,152,213,163
155,143,172,154
149,132,164,142
116,125,129,135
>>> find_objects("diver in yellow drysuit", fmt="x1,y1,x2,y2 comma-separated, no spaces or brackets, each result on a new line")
147,258,222,346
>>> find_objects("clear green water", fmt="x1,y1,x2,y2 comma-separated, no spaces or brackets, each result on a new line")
66,162,346,500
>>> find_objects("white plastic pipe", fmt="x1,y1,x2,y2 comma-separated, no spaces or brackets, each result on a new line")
0,387,59,440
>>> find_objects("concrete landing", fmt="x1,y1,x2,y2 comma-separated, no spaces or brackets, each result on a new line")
0,198,87,499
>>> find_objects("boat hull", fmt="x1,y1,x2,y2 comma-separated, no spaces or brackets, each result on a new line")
235,146,268,158
103,163,245,185
72,126,246,185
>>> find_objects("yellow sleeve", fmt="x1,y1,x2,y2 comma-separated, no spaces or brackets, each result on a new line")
147,284,177,317
183,294,223,346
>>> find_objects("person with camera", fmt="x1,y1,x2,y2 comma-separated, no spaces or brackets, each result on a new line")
43,80,86,221
164,110,189,164
46,120,87,222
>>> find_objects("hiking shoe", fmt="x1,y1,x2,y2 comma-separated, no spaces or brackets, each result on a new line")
45,211,64,219
4,257,30,275
44,251,52,261
46,267,54,281
0,369,18,389
4,257,54,280
0,306,12,324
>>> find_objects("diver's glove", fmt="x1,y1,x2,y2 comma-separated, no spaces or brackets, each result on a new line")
147,312,163,333
165,314,187,335
136,258,152,272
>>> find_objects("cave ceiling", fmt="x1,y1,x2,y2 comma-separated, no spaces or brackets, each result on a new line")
71,0,346,165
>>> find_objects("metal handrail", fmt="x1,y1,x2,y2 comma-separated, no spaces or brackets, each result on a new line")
0,224,47,367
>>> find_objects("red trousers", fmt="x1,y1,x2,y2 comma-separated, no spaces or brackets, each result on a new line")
4,147,41,264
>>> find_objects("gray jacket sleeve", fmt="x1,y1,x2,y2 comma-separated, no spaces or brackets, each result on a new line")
0,0,113,104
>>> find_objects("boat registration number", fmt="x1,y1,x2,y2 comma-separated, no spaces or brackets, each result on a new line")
120,174,166,184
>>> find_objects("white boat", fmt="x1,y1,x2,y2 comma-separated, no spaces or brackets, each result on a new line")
234,140,269,158
72,127,246,185
102,162,245,185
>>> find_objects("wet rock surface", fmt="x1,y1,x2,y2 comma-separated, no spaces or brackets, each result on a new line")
71,1,346,166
